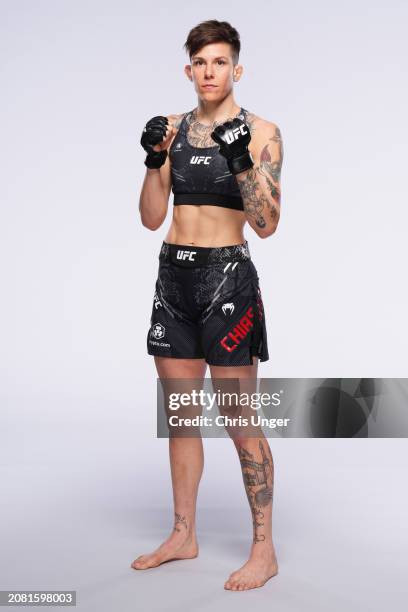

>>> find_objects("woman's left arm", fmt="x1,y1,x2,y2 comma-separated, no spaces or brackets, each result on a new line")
236,122,284,238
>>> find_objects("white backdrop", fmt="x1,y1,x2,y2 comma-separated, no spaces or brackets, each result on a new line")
1,1,407,610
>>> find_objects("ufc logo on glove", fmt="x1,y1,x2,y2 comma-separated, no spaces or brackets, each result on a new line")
225,124,248,144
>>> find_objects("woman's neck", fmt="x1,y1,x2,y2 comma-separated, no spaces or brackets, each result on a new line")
195,98,240,126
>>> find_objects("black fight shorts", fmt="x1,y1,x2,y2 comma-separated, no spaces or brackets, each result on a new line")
147,241,269,366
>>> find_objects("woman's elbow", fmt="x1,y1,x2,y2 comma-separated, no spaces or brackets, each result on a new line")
256,221,279,239
139,202,167,230
140,214,165,231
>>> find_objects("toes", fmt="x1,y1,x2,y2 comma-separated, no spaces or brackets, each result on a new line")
131,555,156,569
231,580,240,590
224,580,236,591
237,581,252,591
224,567,273,591
225,573,262,592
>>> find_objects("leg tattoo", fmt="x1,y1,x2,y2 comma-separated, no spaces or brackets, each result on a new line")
237,440,274,544
173,512,188,532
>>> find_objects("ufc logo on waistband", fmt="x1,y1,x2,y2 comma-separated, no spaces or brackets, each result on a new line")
190,156,211,165
176,250,197,261
225,125,248,144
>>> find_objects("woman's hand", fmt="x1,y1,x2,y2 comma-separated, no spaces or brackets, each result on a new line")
141,116,175,154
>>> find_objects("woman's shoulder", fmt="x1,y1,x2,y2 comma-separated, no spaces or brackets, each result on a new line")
243,110,281,142
166,111,191,130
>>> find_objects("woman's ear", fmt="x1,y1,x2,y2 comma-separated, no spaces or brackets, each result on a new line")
184,64,193,82
233,64,244,83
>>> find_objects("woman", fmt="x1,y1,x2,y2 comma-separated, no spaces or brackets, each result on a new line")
132,19,283,592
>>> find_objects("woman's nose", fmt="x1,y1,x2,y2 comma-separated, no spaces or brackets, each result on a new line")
204,64,214,78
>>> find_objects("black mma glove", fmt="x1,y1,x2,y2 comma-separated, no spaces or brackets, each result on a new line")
140,116,169,169
211,118,254,175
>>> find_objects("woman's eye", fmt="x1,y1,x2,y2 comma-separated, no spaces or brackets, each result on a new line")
193,60,226,66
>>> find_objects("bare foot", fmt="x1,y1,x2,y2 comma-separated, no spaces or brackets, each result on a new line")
224,545,278,591
130,529,198,570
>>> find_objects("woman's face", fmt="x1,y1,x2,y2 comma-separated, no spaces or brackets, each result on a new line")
185,42,242,101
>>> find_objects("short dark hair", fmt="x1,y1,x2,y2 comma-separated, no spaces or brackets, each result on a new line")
183,20,241,65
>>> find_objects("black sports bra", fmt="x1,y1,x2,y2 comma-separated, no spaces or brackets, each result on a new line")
169,107,248,211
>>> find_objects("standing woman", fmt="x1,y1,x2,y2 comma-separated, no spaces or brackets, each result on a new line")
132,20,284,591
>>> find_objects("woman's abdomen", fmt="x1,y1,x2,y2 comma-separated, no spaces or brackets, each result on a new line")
165,205,246,247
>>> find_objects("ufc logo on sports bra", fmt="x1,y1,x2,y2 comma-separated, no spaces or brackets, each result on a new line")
225,125,248,144
190,155,212,165
176,250,197,261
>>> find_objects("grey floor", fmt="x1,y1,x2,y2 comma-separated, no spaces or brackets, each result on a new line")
1,401,407,611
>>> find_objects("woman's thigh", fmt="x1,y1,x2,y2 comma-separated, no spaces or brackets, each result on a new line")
155,357,208,432
154,356,207,379
209,357,258,381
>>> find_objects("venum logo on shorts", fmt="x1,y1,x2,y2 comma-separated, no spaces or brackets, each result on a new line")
176,250,197,261
220,306,254,352
222,302,235,316
153,291,162,309
190,155,212,165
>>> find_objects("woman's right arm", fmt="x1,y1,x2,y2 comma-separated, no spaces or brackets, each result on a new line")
139,114,182,230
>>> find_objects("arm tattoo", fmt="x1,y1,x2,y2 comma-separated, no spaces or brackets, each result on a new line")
238,440,274,544
173,512,188,532
236,168,268,229
236,122,282,227
256,126,283,220
258,145,280,221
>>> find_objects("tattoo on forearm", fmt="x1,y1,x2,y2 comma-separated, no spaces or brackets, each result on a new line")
174,512,188,532
236,168,268,228
238,440,274,544
256,129,283,220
